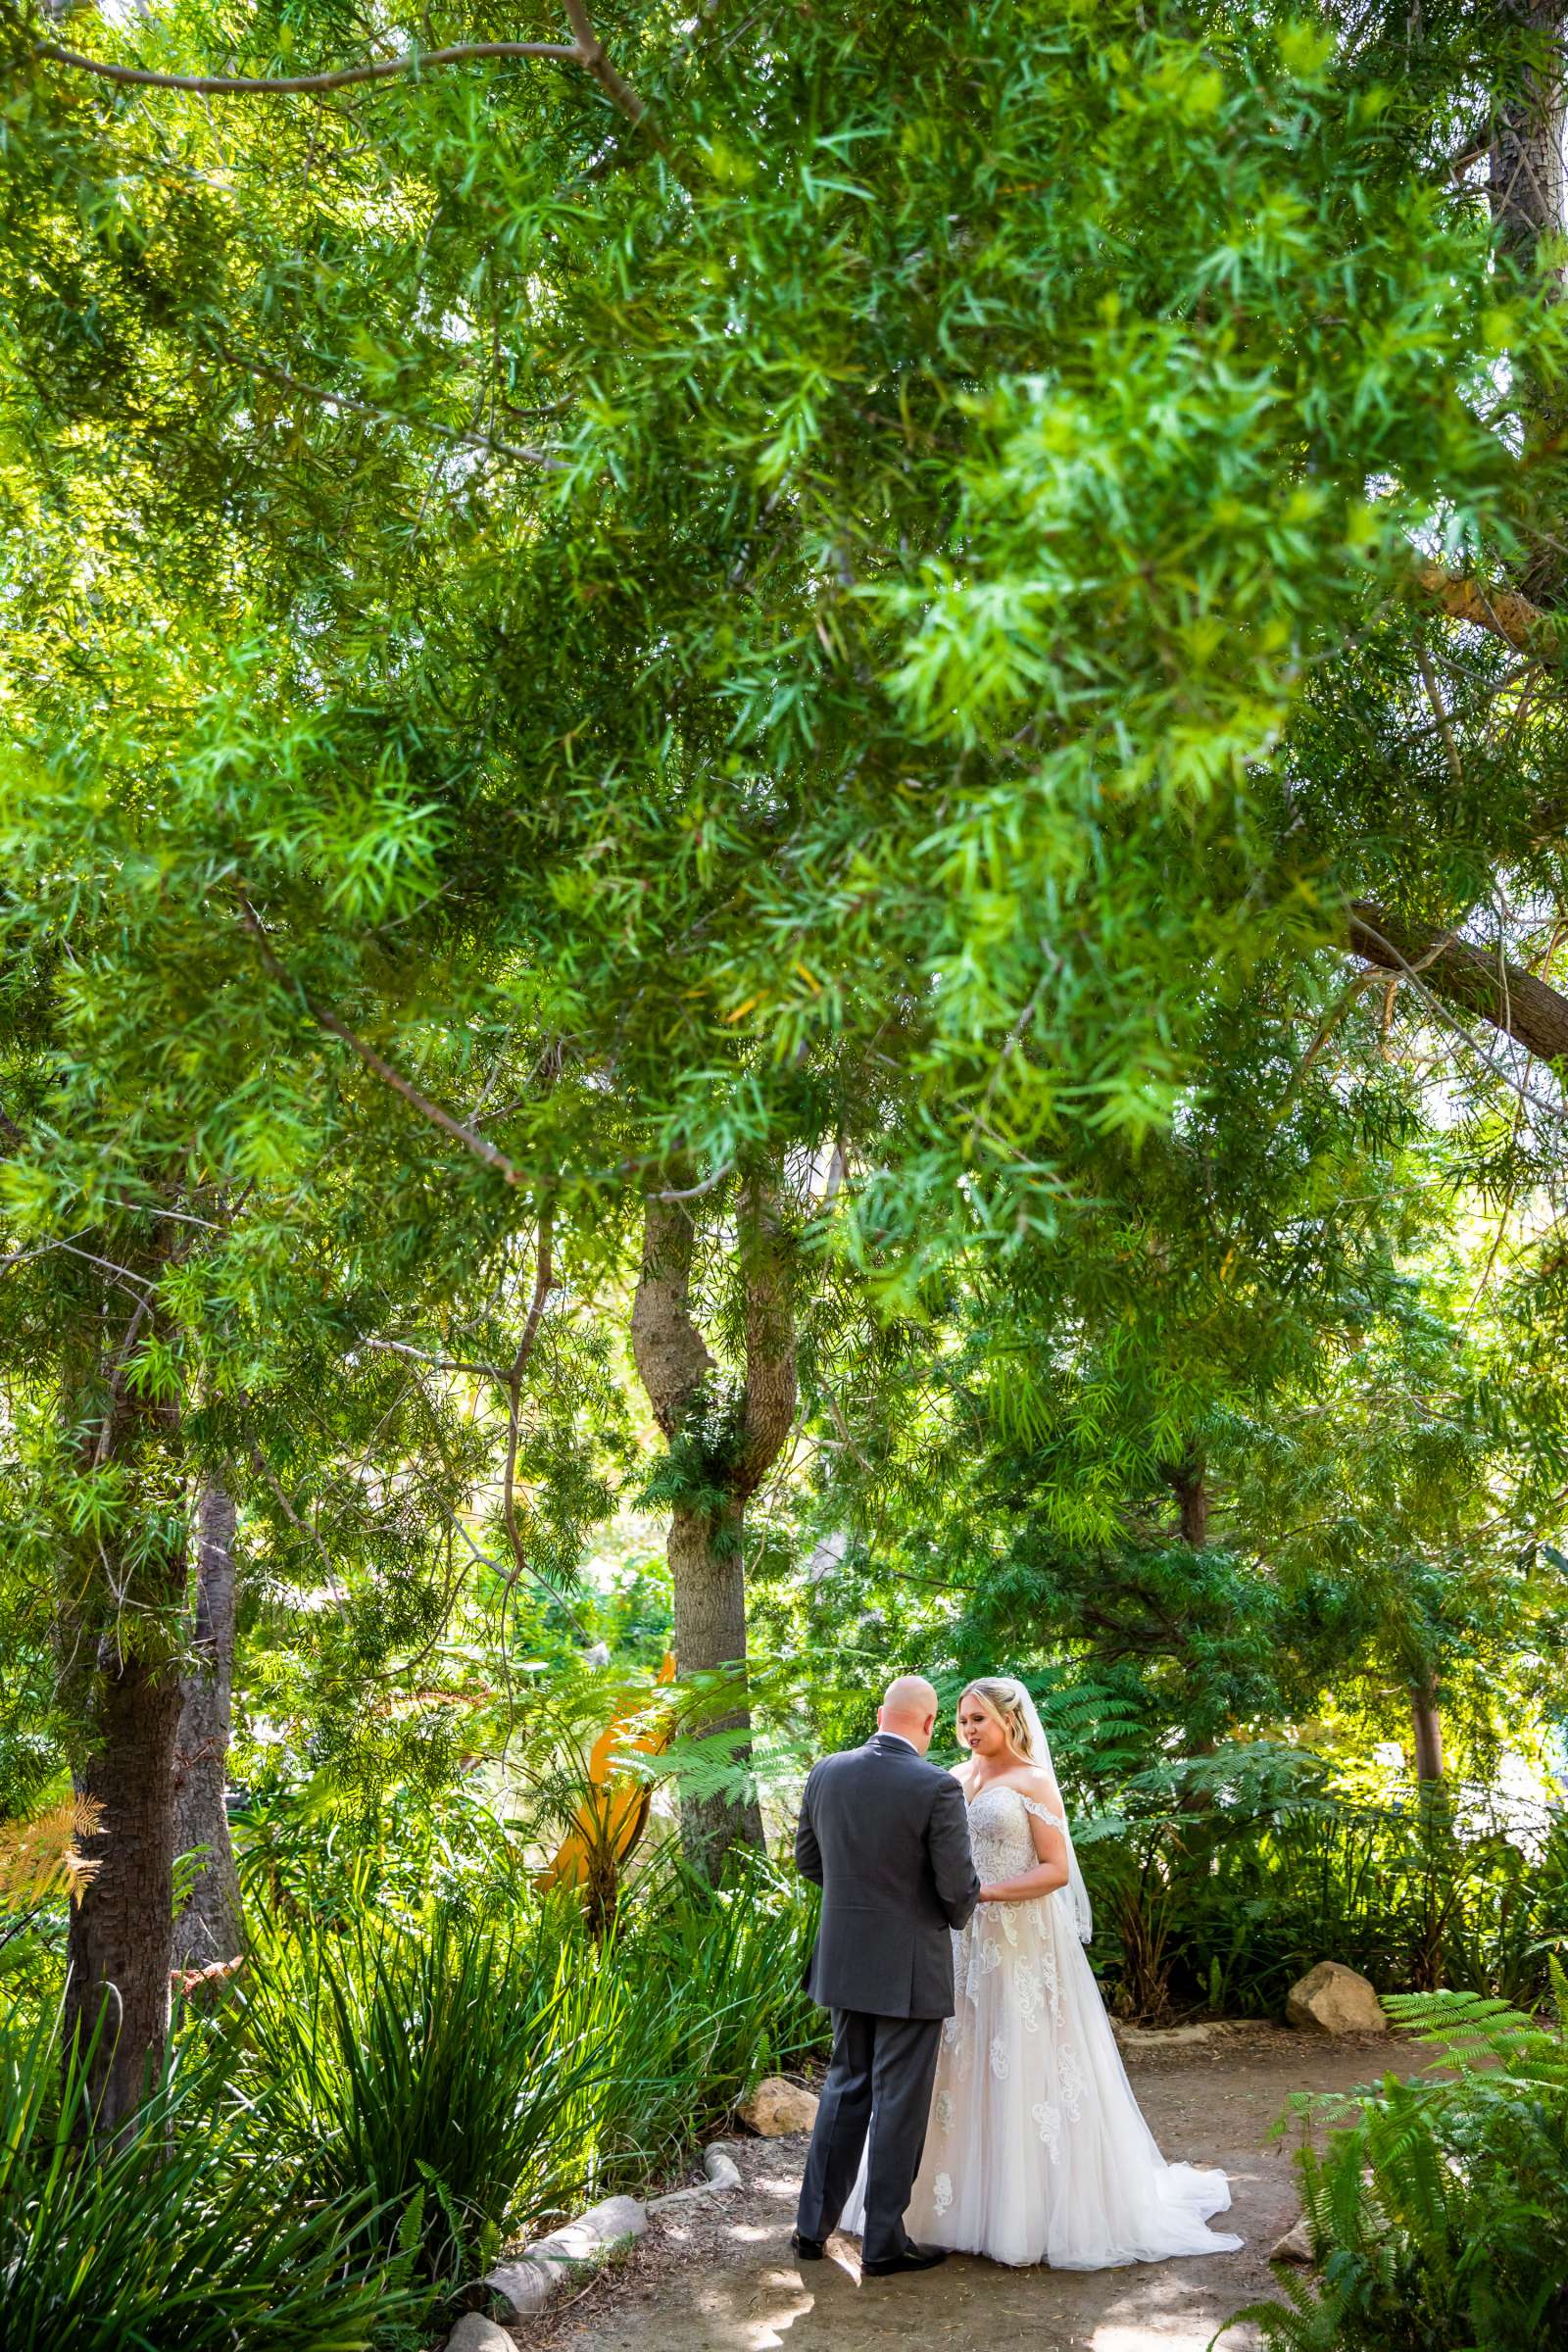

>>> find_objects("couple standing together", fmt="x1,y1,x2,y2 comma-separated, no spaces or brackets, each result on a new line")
792,1674,1245,2275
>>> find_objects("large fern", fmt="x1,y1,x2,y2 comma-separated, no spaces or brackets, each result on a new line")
1227,1968,1568,2352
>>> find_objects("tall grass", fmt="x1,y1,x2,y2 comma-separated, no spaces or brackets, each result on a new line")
218,1850,826,2284
0,2000,417,2352
557,1857,827,2196
231,1898,613,2281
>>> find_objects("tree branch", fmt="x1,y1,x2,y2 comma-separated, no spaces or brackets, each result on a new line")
499,1207,556,1604
217,343,565,471
736,1171,798,1499
1413,559,1560,656
361,1336,512,1382
653,1159,733,1203
34,35,577,97
561,0,647,123
36,13,653,130
234,893,524,1186
1348,901,1568,1066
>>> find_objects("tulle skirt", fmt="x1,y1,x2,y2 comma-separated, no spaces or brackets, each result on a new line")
842,1891,1244,2270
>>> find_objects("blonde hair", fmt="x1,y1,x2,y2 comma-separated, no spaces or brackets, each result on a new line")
959,1679,1036,1766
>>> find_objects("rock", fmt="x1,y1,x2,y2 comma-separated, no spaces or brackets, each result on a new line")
482,2194,647,2320
647,2140,744,2213
1269,2214,1315,2265
1286,1961,1386,2036
446,2319,514,2352
1114,2022,1214,2051
740,2077,820,2136
704,2139,744,2190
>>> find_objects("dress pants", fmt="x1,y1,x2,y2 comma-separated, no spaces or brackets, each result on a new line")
795,2007,944,2265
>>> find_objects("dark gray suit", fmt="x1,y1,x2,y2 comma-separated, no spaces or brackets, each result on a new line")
794,1732,980,2265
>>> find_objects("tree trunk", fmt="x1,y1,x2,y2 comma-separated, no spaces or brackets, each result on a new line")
1490,1,1567,282
172,1480,243,1973
1410,1678,1446,1785
630,1176,797,1877
1169,1452,1208,1547
58,1224,186,2136
64,1644,184,2137
667,1493,766,1867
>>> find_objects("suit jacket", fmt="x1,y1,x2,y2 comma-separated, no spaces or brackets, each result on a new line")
795,1733,981,2019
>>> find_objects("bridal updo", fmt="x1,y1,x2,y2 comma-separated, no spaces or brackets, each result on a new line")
958,1678,1036,1764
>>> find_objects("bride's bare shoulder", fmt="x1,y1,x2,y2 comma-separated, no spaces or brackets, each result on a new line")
1010,1763,1062,1806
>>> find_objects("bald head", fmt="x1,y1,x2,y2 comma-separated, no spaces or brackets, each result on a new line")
879,1673,940,1754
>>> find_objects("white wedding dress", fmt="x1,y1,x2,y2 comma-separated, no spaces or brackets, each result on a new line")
841,1780,1244,2269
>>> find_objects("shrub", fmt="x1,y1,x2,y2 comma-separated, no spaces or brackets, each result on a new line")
1075,1746,1568,2021
0,1998,416,2352
1231,1973,1568,2352
222,1851,826,2283
229,1896,612,2282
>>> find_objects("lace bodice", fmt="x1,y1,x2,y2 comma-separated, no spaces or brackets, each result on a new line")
965,1782,1065,1887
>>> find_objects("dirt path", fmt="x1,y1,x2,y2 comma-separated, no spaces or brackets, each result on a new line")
517,2025,1422,2352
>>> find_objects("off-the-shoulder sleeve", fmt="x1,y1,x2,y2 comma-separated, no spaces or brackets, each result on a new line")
1018,1792,1067,1830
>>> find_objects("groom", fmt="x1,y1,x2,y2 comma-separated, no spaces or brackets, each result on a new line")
792,1674,980,2277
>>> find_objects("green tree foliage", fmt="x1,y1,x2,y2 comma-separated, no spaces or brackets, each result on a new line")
5,0,1568,2118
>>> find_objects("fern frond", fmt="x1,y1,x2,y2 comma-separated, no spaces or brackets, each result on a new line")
1383,1985,1546,2070
0,1796,104,1910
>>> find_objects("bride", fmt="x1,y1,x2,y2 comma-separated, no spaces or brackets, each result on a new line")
842,1675,1244,2270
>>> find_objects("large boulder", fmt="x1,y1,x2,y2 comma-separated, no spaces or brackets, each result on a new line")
740,2077,820,2135
1286,1961,1386,2036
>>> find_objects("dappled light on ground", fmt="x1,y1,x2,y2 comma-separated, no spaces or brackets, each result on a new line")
537,2031,1429,2352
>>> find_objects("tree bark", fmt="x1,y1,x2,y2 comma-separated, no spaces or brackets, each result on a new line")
630,1177,797,1877
1169,1453,1208,1548
172,1479,243,1973
1410,1677,1446,1785
1490,1,1568,282
59,1228,186,2137
630,1196,713,1434
1348,902,1568,1067
64,1645,184,2136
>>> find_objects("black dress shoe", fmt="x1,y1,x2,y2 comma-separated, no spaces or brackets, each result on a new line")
861,2243,949,2277
791,2231,826,2261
